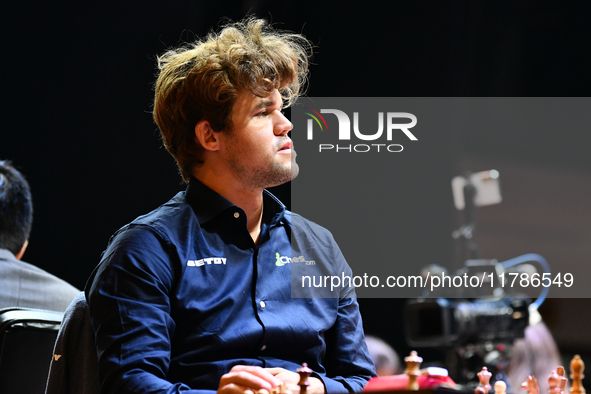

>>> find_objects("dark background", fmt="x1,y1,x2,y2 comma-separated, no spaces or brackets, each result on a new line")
2,1,591,366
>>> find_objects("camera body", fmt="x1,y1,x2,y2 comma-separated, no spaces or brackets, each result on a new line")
405,297,529,348
404,296,530,387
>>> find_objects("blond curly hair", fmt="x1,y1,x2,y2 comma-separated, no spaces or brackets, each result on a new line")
153,18,311,182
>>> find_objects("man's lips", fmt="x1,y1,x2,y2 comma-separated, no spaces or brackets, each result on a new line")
279,141,292,152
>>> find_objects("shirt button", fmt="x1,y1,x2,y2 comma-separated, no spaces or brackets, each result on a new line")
259,301,266,308
261,345,267,351
234,212,240,218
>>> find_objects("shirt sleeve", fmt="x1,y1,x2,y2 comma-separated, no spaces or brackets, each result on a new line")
320,295,377,393
289,214,377,393
315,238,377,393
86,224,215,394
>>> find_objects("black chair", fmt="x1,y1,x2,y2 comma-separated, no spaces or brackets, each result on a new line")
45,292,100,394
0,307,63,394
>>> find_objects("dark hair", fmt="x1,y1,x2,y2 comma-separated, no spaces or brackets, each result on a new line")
0,160,33,255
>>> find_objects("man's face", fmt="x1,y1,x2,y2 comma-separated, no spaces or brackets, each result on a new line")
220,89,298,191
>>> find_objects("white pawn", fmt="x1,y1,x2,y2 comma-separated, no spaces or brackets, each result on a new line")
495,381,507,394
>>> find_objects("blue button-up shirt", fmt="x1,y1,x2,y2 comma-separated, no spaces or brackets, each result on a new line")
86,178,376,394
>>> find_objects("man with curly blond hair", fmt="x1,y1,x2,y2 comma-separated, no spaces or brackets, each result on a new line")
86,18,376,394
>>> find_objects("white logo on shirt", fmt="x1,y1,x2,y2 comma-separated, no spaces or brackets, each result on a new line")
187,257,227,267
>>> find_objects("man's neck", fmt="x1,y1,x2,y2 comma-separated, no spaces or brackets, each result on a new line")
195,170,264,242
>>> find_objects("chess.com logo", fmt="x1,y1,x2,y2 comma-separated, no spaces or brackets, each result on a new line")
275,253,291,266
304,107,417,153
275,253,316,266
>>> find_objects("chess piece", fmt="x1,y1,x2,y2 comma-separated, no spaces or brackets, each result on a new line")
557,366,568,394
522,376,540,394
549,370,562,394
404,351,423,391
475,367,492,394
570,355,586,394
494,380,507,394
298,363,312,394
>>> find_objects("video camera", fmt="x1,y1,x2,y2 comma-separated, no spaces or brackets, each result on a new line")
405,296,529,348
403,170,548,387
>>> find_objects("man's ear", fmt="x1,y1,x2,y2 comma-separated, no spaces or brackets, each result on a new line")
195,120,220,151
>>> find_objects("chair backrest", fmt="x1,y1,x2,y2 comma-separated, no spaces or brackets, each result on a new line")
45,292,100,394
0,307,63,394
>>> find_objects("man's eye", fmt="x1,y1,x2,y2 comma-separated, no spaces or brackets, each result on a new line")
257,108,283,117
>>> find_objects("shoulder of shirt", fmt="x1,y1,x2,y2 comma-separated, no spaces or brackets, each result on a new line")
285,210,338,249
109,191,195,242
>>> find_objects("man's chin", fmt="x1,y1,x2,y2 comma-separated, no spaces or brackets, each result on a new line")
261,164,297,189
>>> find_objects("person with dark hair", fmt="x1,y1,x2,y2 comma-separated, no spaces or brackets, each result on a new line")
86,18,375,394
0,160,79,311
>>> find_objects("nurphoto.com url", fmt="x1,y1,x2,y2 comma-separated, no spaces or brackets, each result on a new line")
300,272,574,292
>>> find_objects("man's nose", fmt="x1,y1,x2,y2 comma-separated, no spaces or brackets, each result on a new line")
274,111,292,136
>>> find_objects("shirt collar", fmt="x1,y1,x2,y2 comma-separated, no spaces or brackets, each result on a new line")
185,177,286,226
0,248,16,261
